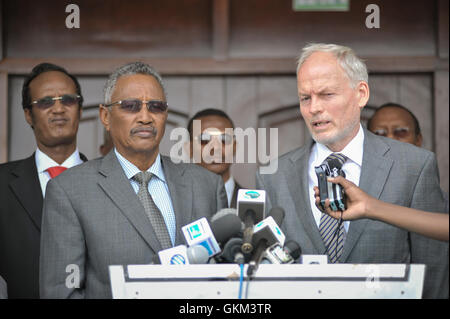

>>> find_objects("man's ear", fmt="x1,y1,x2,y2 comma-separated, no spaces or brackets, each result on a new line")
24,108,34,129
99,104,110,131
415,133,423,147
356,81,370,110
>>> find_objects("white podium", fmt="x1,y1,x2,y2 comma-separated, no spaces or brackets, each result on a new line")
109,263,425,299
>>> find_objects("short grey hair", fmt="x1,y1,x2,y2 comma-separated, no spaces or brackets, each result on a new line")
103,62,167,104
296,43,368,87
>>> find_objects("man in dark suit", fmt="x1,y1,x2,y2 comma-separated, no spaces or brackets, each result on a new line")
0,63,87,298
256,43,448,298
187,108,243,208
40,62,227,298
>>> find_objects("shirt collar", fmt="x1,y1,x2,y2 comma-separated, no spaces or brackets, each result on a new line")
314,124,364,167
114,148,166,183
35,148,83,174
224,175,235,194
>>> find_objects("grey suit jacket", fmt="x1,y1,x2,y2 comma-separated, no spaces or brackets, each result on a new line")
40,151,227,299
0,275,7,299
256,128,448,299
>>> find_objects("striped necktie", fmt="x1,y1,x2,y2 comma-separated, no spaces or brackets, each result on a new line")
134,171,173,250
318,153,347,263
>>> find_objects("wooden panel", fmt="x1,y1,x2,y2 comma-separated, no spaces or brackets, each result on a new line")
4,0,212,58
229,0,437,58
0,0,3,61
438,0,449,58
1,56,447,75
0,72,7,162
213,0,230,60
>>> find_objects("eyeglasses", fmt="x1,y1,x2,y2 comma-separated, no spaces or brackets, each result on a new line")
30,94,81,109
373,127,411,139
195,132,234,145
105,99,168,114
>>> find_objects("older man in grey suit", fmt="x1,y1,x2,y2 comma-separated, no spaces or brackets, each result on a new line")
40,62,227,298
256,43,448,299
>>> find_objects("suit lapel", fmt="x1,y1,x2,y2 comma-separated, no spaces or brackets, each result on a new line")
287,140,326,253
97,151,163,252
161,156,192,245
341,130,393,262
9,155,44,230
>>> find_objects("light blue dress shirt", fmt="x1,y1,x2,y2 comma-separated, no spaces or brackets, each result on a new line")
114,148,176,245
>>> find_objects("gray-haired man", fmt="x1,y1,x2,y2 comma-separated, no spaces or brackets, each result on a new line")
256,43,448,298
40,62,227,298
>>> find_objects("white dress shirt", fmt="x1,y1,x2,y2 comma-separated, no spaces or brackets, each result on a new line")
114,148,176,246
308,124,365,232
224,176,236,208
35,148,84,197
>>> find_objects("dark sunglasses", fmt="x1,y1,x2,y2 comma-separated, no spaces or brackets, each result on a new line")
105,99,168,113
30,94,81,109
195,132,234,145
373,127,411,139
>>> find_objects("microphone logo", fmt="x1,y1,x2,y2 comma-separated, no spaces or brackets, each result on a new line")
170,254,187,265
244,191,260,199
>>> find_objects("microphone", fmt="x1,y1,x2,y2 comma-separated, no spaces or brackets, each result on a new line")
237,189,266,254
187,245,210,264
182,217,221,257
218,237,245,264
247,207,285,276
210,214,242,245
156,245,210,265
261,240,302,264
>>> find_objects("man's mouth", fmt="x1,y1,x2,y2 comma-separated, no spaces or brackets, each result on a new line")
50,118,69,125
131,126,157,138
312,120,331,128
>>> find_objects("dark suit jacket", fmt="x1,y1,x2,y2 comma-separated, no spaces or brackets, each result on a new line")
0,152,87,299
229,181,243,209
256,128,449,299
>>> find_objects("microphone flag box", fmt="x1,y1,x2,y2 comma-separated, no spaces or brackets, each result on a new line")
237,189,266,223
182,217,221,257
158,245,190,265
252,216,286,247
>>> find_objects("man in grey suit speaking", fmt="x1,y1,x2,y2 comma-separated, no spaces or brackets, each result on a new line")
256,43,448,298
40,62,227,298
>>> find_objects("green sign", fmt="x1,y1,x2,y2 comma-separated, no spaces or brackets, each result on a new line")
292,0,350,11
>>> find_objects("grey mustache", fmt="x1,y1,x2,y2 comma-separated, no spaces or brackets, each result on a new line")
130,126,157,136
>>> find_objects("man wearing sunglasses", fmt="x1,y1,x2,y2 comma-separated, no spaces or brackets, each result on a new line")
0,63,87,299
367,102,423,147
40,62,227,298
187,108,243,208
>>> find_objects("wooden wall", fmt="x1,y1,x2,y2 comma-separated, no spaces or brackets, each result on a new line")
0,0,448,191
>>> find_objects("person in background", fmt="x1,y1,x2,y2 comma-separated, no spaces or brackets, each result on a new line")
0,63,87,299
367,102,423,147
187,108,243,208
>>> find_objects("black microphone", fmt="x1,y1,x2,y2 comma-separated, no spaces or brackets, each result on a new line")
285,240,302,261
219,237,245,264
210,213,242,246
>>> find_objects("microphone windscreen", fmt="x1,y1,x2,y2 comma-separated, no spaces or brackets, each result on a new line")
211,208,238,223
187,245,210,264
210,214,242,244
268,207,285,226
284,240,302,260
